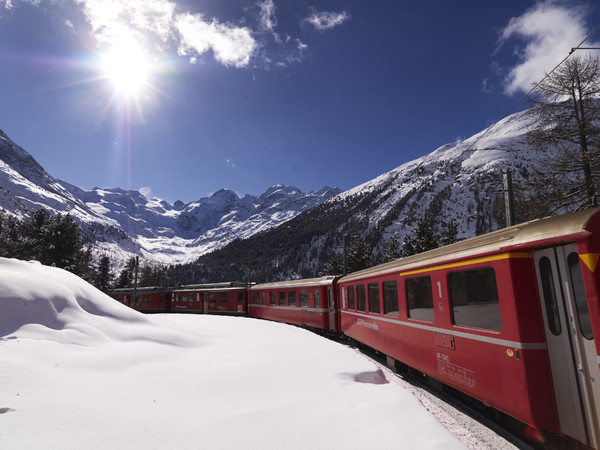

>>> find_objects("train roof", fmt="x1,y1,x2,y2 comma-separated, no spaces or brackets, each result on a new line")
109,286,165,294
172,282,248,292
249,275,339,290
340,207,600,283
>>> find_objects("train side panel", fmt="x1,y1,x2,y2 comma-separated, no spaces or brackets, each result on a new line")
339,254,560,433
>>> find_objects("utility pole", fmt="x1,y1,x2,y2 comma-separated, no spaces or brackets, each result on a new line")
343,234,348,275
503,169,515,227
132,256,139,307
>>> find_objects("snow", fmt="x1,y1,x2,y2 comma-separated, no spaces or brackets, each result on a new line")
0,257,507,449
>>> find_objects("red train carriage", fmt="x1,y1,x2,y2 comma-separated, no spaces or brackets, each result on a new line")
337,208,600,448
109,286,171,313
248,276,340,332
171,282,248,315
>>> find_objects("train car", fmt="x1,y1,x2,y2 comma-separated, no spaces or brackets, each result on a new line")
248,276,340,332
171,282,248,315
108,286,171,313
337,208,600,448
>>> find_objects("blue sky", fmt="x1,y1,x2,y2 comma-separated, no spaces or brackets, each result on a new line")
1,0,599,203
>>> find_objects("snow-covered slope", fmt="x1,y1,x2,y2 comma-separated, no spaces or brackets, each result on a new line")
330,107,544,243
0,129,341,265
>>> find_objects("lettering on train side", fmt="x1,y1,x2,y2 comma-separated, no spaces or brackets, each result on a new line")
357,318,379,331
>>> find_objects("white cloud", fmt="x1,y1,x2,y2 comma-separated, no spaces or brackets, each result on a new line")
74,0,176,52
139,186,152,198
304,9,350,31
497,1,596,95
176,13,257,68
258,0,277,33
72,0,257,68
8,0,345,70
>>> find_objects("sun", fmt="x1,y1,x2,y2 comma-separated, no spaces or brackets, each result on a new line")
101,42,151,97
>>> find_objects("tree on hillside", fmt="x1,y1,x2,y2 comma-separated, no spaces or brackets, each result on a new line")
401,219,460,257
381,236,401,263
529,54,600,211
346,234,372,273
0,210,22,257
95,256,113,292
45,213,86,270
321,252,344,275
115,256,138,288
439,219,459,247
401,219,437,257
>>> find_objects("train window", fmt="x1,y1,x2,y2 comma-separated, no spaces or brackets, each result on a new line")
209,292,217,302
219,292,227,302
289,291,296,306
538,257,562,336
567,253,593,340
159,293,165,302
279,291,286,305
270,292,276,305
314,290,320,308
357,285,366,311
144,294,151,303
449,267,501,331
383,280,399,316
238,291,244,303
406,276,434,322
300,290,309,307
262,292,266,304
368,283,380,314
347,286,355,310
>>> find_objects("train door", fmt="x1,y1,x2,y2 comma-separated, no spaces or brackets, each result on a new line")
204,293,208,314
534,245,600,447
328,286,335,331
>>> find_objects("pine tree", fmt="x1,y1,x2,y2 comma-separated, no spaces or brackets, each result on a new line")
95,256,113,292
115,256,137,288
0,210,22,258
346,234,371,273
439,219,459,247
46,213,84,270
21,208,51,262
321,252,344,275
401,219,437,257
381,236,401,263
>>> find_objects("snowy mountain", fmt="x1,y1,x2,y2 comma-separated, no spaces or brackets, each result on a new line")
194,107,553,280
0,129,341,265
333,107,542,243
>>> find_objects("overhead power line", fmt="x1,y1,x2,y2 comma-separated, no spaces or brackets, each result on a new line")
461,22,600,156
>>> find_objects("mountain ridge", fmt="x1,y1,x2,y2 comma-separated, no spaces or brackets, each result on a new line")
0,129,341,265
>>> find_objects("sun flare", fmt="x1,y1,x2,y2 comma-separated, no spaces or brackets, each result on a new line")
101,42,151,97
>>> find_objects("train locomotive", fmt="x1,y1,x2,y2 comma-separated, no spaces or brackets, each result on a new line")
109,208,600,449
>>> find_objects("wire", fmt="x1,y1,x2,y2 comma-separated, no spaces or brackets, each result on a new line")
461,22,600,156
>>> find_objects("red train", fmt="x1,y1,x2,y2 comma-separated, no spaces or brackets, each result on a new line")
248,276,340,332
109,208,600,449
109,282,247,315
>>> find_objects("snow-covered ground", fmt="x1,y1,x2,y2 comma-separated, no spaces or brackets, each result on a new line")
1,258,514,449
